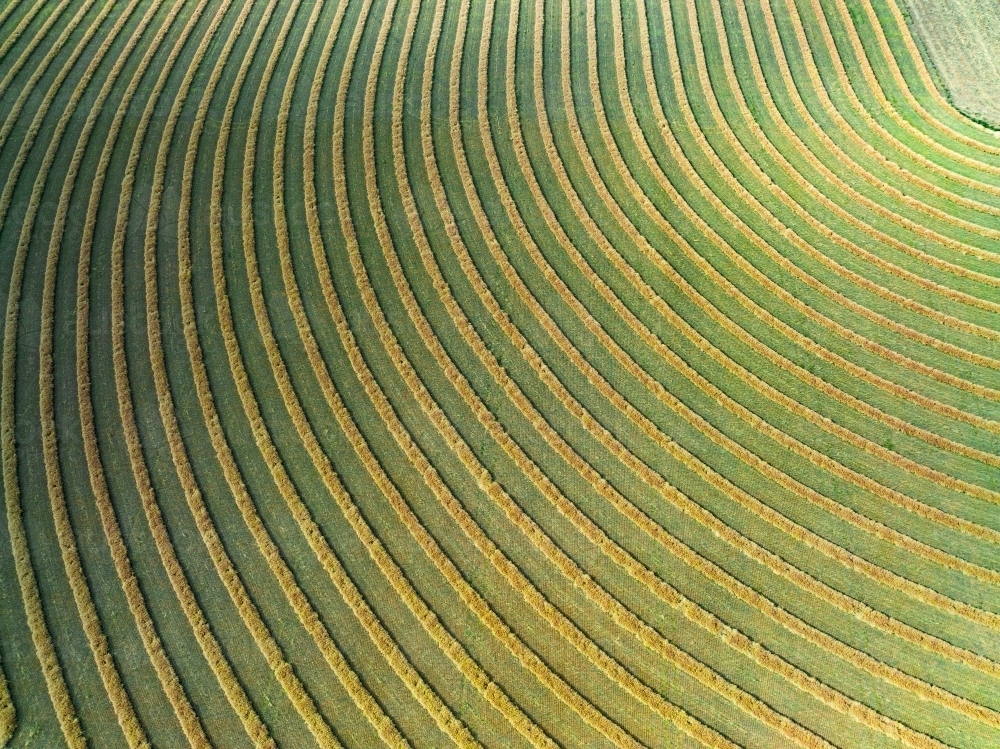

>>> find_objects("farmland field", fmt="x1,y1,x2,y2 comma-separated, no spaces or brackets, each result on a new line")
903,0,1000,130
2,0,1000,746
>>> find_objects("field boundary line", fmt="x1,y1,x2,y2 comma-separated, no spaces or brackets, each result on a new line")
877,0,1000,154
771,0,1000,222
826,0,1000,167
706,0,1000,317
736,0,1000,328
643,0,1000,535
581,0,1000,558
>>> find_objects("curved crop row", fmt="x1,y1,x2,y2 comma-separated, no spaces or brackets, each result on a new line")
4,0,1000,745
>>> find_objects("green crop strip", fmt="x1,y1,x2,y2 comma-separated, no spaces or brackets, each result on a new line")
3,0,1000,746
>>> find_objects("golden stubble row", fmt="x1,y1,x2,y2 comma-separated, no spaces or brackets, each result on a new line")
98,0,291,744
710,0,1000,327
516,0,1000,732
682,0,1000,423
420,0,1000,734
499,0,1000,655
171,0,408,742
729,0,1000,328
348,0,781,743
136,0,363,744
438,0,1000,735
871,0,1000,157
373,0,984,738
648,0,1000,537
0,1,19,34
37,0,197,744
808,0,1000,180
590,0,1000,559
213,0,487,743
0,670,9,747
764,0,1000,226
454,0,1000,708
1,0,143,744
0,0,74,119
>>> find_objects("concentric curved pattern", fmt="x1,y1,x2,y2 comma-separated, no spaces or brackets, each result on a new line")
2,0,1000,745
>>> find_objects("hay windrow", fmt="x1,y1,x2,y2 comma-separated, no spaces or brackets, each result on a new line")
98,0,278,742
6,0,1000,745
2,1,139,744
37,0,182,744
